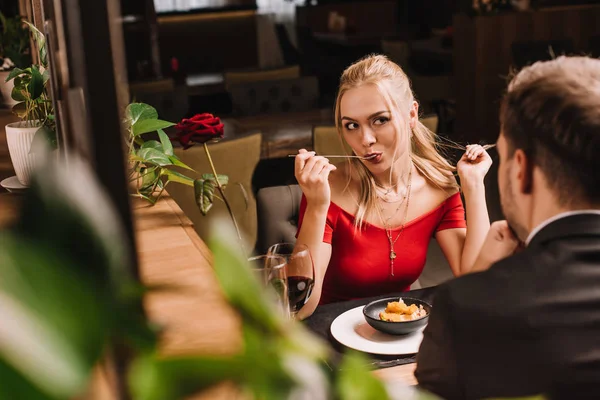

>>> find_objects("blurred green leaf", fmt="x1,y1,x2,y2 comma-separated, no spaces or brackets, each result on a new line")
126,103,158,126
137,148,172,167
241,326,296,400
168,155,194,171
163,169,194,186
31,125,57,152
5,67,24,81
158,129,173,156
11,84,27,101
28,65,43,99
24,21,47,67
0,233,109,398
0,359,55,400
140,140,164,152
209,222,282,333
129,353,243,400
133,119,174,136
336,351,390,400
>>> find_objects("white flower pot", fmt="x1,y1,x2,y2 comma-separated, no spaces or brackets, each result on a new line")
0,71,18,107
5,121,41,186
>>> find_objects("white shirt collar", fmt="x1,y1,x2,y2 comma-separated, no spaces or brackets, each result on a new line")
526,210,600,246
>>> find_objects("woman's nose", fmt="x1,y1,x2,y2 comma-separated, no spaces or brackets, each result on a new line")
361,127,376,147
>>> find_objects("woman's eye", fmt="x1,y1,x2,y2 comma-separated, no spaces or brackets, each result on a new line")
373,117,389,125
344,122,359,130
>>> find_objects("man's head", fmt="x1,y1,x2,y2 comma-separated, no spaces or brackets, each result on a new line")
497,56,600,241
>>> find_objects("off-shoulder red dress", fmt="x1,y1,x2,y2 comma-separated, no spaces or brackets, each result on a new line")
297,192,466,304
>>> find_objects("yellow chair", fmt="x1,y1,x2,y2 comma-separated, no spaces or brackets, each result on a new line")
224,65,301,88
168,133,261,249
312,115,439,156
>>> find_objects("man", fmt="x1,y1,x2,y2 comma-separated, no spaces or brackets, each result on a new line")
415,56,600,399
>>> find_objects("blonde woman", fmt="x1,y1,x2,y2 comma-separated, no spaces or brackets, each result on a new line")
294,55,492,318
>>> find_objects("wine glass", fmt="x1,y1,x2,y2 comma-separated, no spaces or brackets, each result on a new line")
268,243,315,319
247,254,290,319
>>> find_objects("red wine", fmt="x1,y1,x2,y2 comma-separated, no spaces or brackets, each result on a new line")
287,275,314,313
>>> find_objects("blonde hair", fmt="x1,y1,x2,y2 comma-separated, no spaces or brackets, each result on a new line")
334,54,458,229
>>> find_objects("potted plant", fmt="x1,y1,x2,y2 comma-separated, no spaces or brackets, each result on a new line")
126,102,246,252
3,21,55,187
0,11,31,106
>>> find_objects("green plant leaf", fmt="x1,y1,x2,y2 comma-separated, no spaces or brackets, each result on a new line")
201,173,229,189
140,140,163,152
194,178,216,215
336,351,390,400
5,67,24,81
137,148,172,166
167,155,194,171
162,169,194,186
139,167,159,190
129,354,244,400
24,21,47,67
31,126,57,152
10,102,26,118
0,359,54,400
125,103,158,126
11,85,27,102
133,119,175,136
157,129,173,156
209,221,282,333
28,65,44,100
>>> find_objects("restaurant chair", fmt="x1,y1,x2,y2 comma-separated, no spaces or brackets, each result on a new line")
168,133,262,248
255,184,303,254
228,76,319,116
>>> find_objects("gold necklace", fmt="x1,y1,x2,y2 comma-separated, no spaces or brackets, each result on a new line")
375,169,412,277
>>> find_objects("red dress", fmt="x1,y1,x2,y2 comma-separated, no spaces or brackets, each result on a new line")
297,192,466,304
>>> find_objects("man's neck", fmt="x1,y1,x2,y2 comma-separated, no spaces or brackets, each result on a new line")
525,194,600,244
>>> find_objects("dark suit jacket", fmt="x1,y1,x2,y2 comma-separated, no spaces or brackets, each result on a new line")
415,214,600,400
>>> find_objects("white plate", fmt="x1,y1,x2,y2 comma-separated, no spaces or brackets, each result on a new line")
0,176,28,193
330,306,426,355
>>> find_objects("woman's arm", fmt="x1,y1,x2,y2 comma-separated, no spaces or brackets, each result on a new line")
436,145,492,275
293,149,336,319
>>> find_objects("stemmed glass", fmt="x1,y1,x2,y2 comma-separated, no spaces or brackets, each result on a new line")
267,243,315,319
247,254,290,319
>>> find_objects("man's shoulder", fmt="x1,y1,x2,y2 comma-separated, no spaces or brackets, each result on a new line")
439,250,538,314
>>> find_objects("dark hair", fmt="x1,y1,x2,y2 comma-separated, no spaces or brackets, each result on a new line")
500,56,600,206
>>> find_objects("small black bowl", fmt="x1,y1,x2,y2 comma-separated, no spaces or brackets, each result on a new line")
362,297,431,335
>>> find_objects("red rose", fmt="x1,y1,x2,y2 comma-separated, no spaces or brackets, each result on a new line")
175,113,224,149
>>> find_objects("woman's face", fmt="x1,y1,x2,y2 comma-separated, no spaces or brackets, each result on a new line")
340,84,415,173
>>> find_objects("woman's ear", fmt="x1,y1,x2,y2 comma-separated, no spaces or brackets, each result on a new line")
409,101,419,129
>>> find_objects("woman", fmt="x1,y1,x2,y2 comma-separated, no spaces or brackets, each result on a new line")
295,55,491,319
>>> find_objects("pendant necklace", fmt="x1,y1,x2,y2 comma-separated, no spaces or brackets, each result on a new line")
375,169,412,277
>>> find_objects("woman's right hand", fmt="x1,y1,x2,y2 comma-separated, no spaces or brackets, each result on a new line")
294,149,336,210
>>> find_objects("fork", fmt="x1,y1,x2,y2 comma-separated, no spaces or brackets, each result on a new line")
287,154,375,160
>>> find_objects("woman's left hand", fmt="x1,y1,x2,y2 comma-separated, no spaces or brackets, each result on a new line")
457,144,493,186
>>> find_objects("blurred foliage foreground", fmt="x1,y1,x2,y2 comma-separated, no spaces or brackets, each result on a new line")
0,153,437,400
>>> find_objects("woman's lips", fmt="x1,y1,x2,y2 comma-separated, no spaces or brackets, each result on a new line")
364,152,382,163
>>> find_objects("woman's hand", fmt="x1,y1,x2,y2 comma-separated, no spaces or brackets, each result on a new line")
470,220,521,272
457,144,493,187
294,149,336,210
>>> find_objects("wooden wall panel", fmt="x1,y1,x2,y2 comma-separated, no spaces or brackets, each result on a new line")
453,5,600,144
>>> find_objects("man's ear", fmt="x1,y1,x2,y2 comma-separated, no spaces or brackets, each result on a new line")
409,101,419,129
514,149,533,194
